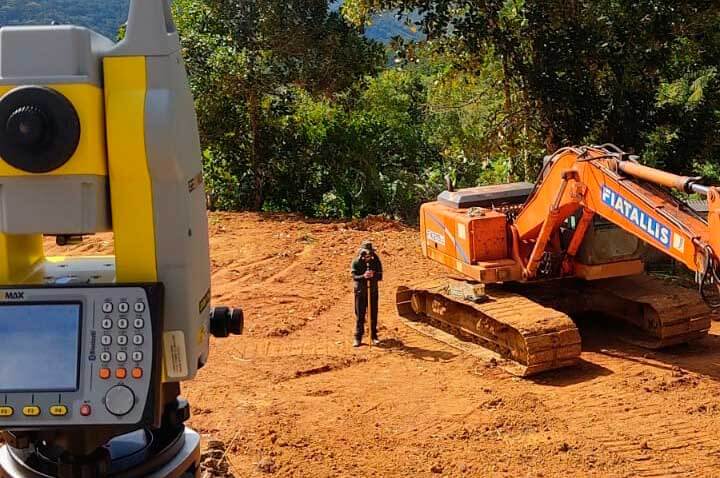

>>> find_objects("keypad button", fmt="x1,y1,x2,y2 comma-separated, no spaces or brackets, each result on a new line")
116,351,127,363
134,302,146,313
118,319,129,329
100,352,111,363
50,405,68,417
99,368,111,379
133,318,145,329
117,335,128,346
116,368,127,379
0,407,14,417
102,302,113,314
102,319,113,330
133,335,144,345
101,335,112,346
22,406,40,417
80,404,92,416
132,351,143,362
132,368,144,379
118,302,129,314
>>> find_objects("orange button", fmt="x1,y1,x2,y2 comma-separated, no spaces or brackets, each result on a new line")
132,367,143,379
99,368,111,380
116,368,127,379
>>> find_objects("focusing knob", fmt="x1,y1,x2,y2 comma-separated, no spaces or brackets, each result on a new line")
6,105,47,147
230,308,244,335
210,306,244,338
0,86,80,173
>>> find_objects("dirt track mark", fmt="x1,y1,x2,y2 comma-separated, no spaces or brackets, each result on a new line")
236,244,315,292
543,357,720,477
286,356,369,382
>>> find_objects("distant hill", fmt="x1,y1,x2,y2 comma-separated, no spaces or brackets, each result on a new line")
1,0,420,44
331,1,424,43
363,12,424,43
0,0,129,39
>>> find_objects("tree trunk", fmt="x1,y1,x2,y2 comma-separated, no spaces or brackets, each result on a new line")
502,56,514,179
248,90,264,211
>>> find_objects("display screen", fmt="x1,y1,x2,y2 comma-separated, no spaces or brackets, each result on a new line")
0,303,82,392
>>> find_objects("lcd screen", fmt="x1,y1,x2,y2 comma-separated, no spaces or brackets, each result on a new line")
0,303,81,392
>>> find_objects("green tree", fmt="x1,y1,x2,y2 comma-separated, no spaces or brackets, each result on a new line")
344,0,720,178
173,0,383,210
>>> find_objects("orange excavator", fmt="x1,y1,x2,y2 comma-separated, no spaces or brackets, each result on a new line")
397,144,720,375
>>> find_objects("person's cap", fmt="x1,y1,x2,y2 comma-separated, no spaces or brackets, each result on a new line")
361,241,375,252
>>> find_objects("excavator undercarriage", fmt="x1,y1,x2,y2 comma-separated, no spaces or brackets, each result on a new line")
397,275,712,376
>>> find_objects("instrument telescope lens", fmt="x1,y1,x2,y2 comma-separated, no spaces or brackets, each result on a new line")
6,106,48,147
0,86,80,173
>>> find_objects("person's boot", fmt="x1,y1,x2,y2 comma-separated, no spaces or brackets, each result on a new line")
372,337,380,346
353,338,361,348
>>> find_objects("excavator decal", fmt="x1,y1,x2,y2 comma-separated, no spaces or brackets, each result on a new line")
601,185,672,248
425,211,470,263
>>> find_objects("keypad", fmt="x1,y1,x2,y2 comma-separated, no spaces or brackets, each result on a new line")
96,297,149,384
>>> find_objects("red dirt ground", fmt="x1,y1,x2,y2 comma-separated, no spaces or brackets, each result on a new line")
49,213,720,477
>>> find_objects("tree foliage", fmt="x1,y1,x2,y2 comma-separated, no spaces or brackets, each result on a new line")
174,0,385,211
344,0,720,180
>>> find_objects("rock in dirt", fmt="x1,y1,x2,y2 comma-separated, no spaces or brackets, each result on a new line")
200,439,233,478
430,463,443,474
257,456,278,474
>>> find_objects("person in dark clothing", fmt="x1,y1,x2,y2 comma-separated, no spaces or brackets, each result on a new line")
351,241,383,347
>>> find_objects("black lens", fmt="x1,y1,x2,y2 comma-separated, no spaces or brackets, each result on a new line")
6,106,48,147
0,86,80,173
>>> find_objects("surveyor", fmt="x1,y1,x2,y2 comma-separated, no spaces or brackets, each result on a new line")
351,241,383,347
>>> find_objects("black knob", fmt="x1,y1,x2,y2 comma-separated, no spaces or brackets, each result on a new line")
6,105,47,146
210,306,244,338
210,307,230,338
230,308,244,335
0,86,80,173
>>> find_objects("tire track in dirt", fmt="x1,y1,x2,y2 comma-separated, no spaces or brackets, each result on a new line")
233,244,316,292
539,350,720,477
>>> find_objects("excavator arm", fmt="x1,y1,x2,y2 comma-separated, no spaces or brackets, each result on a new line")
512,145,720,307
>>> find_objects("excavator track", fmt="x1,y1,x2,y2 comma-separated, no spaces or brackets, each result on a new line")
520,275,713,349
397,275,712,378
396,279,582,376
